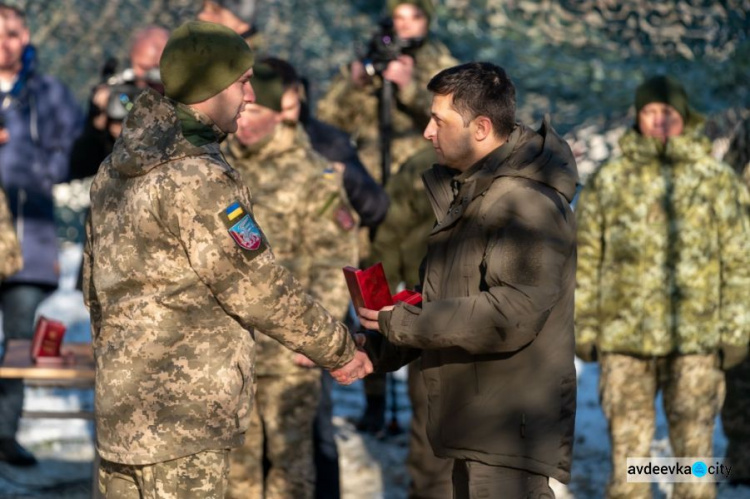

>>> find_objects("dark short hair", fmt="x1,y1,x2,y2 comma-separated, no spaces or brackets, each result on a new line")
427,62,516,139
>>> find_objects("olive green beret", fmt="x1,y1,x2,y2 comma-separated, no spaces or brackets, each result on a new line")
160,21,254,104
387,0,434,23
251,62,284,112
635,75,690,122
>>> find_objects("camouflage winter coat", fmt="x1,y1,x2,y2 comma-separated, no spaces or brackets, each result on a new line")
0,185,22,280
317,39,457,181
576,122,750,356
224,123,358,376
83,90,356,465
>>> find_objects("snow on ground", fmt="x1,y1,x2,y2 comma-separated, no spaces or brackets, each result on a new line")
1,245,749,498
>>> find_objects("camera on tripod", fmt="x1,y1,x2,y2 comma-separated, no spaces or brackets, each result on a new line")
361,17,424,77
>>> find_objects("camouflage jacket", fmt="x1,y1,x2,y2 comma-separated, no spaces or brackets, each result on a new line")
83,90,356,465
367,146,436,291
316,39,457,181
576,123,750,356
0,185,22,280
223,124,358,376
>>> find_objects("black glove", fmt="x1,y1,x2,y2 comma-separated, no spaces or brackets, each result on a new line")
575,341,598,363
719,343,749,371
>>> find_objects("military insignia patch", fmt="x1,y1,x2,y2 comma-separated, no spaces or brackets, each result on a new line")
224,202,266,252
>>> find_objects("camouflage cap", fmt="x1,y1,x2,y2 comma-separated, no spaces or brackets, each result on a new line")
251,62,284,112
387,0,434,22
635,75,690,121
160,21,254,104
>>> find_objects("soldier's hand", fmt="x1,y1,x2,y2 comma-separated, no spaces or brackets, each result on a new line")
294,353,317,368
350,61,372,87
357,305,394,332
382,55,414,90
330,350,373,385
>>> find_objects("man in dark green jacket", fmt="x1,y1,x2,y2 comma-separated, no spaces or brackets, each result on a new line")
360,62,578,498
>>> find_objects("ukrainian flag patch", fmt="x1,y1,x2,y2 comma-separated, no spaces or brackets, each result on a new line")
222,202,266,253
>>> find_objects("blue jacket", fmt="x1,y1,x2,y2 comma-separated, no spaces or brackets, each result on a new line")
0,47,82,286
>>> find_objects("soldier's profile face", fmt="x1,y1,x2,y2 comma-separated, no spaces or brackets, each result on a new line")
638,102,684,144
0,10,29,73
201,68,255,134
393,4,428,40
235,103,279,146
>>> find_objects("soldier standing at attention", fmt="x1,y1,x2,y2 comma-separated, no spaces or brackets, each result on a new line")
83,21,371,498
223,61,358,499
575,76,750,499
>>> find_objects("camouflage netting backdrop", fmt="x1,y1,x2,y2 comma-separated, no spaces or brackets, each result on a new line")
19,0,748,238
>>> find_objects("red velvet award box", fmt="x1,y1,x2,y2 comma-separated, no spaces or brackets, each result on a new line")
343,262,422,310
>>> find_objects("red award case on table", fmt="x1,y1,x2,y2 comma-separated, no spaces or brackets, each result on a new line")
30,316,67,366
343,262,422,310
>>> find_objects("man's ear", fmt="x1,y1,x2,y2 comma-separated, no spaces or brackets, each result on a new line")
473,115,493,141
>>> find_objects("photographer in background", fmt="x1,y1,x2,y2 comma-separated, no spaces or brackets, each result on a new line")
317,0,457,440
69,25,168,180
317,0,457,185
0,2,82,466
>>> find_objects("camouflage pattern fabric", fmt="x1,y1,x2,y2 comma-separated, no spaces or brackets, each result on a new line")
0,185,22,280
316,39,457,182
367,146,436,291
222,122,356,497
599,353,724,499
98,450,229,499
83,89,356,466
575,121,750,356
227,373,321,499
223,122,358,376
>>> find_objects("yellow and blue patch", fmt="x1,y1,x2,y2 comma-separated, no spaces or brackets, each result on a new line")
222,202,266,253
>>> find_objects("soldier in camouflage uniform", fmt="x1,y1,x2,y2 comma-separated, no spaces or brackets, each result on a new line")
721,115,750,487
83,22,371,499
317,0,458,183
222,61,358,499
368,146,453,499
0,184,22,281
576,76,750,499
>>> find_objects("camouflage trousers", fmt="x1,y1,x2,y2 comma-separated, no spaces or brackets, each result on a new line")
722,355,750,481
228,372,321,499
97,450,230,498
599,353,724,499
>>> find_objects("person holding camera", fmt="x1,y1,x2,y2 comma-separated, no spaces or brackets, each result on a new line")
317,0,457,185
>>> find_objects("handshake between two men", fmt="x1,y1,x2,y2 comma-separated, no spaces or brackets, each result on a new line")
300,304,396,386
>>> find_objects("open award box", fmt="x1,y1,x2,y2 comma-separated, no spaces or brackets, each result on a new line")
342,262,422,310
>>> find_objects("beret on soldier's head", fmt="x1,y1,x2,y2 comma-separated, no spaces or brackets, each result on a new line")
159,21,254,105
635,75,691,122
251,62,284,113
387,0,434,22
